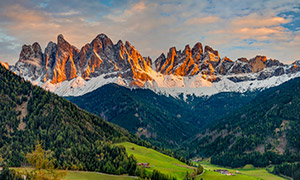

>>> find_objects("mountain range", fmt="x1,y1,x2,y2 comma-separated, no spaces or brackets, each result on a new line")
8,33,300,98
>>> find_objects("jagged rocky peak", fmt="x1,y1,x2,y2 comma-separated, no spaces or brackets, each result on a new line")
18,42,43,66
11,42,44,80
237,57,248,63
155,53,166,71
183,45,191,54
43,34,78,83
66,33,153,86
92,33,114,51
167,47,177,58
223,56,232,62
247,55,284,73
11,33,300,97
57,34,78,52
217,56,234,75
248,55,267,72
44,41,57,69
204,45,219,57
116,40,124,47
202,45,220,70
155,44,201,76
0,61,9,70
57,34,65,44
192,42,203,62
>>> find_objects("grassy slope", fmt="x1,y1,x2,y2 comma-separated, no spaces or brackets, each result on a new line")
12,141,195,179
197,161,285,180
65,171,136,180
117,142,194,179
12,168,135,180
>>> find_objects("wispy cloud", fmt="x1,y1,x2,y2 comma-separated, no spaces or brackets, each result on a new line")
185,16,220,25
0,0,299,64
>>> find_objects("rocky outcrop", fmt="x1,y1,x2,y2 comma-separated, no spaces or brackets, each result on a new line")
155,45,199,76
216,57,234,75
12,42,44,80
0,61,9,70
12,33,153,87
76,34,152,86
47,34,79,83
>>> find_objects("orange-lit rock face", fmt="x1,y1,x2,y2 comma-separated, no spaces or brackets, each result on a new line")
202,45,220,68
0,61,9,70
48,35,78,83
155,42,225,79
223,56,232,63
13,33,290,89
76,34,152,86
155,43,202,77
249,56,267,73
173,45,199,76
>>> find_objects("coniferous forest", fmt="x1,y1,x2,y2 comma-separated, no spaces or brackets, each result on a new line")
0,64,142,175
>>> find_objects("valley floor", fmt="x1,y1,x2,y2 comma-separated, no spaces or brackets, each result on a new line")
12,161,285,180
12,168,136,180
11,144,285,180
196,161,285,180
64,171,137,180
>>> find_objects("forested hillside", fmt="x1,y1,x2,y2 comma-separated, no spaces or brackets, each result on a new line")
0,64,145,175
183,77,300,167
67,84,257,148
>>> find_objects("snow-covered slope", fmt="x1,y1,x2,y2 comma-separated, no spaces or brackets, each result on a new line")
26,65,300,98
9,33,300,98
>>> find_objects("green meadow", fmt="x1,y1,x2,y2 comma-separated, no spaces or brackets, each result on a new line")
117,142,195,179
196,160,285,180
12,144,285,180
12,168,136,180
64,171,136,180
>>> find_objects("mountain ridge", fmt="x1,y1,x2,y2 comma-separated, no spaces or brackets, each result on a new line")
67,83,258,148
8,33,300,97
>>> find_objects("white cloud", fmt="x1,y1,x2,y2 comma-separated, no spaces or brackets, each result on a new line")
0,0,299,64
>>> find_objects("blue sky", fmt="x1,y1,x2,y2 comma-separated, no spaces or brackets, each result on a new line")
0,0,299,64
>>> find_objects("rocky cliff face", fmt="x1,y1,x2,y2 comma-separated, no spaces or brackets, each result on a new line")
10,33,300,97
155,44,200,76
154,44,287,83
76,34,152,86
12,33,153,87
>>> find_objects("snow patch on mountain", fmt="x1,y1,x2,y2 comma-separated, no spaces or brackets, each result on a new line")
29,66,300,99
9,33,300,98
39,73,128,97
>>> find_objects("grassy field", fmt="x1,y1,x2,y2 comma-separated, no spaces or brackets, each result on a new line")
12,143,285,180
12,168,136,180
65,171,136,180
117,142,195,179
196,161,285,180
